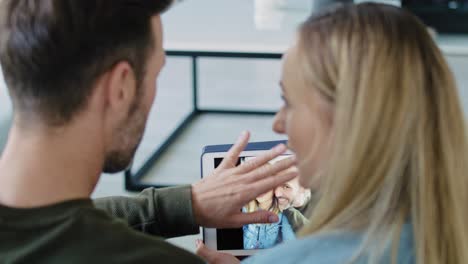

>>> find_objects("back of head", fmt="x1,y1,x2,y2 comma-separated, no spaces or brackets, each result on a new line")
0,0,172,126
297,3,468,264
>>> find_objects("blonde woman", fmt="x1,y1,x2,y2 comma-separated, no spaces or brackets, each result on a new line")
196,3,468,264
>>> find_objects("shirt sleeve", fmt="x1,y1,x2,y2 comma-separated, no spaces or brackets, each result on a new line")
93,185,199,238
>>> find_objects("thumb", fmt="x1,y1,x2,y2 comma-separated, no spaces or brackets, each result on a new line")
230,211,279,226
196,240,240,264
196,240,218,262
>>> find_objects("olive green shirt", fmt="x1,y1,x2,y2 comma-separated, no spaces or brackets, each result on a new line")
0,186,204,263
283,207,310,233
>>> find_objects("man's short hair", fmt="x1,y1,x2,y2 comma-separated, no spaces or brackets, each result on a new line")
0,0,172,125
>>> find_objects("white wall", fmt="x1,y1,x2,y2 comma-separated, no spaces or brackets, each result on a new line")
0,56,466,122
447,56,468,118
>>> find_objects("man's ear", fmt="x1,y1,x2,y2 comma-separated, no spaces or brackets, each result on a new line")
104,61,137,116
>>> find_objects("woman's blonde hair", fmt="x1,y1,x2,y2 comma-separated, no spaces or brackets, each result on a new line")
297,3,468,264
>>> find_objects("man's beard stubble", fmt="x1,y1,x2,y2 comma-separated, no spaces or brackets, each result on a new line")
103,103,148,174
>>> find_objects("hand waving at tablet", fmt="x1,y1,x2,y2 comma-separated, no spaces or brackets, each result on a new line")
191,131,298,228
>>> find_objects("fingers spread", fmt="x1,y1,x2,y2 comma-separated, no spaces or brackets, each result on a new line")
218,131,250,170
229,211,279,227
240,169,299,203
228,168,299,210
243,156,297,184
236,144,288,174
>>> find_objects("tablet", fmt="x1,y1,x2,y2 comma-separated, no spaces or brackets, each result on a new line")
201,140,304,258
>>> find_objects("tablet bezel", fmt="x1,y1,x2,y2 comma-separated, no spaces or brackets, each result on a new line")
200,140,291,257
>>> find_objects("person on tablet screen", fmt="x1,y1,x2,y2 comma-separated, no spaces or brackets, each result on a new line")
242,190,295,249
275,178,311,232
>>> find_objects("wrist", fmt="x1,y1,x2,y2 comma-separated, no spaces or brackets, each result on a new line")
191,182,204,226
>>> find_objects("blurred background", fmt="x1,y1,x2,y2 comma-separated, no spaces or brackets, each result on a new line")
0,0,467,251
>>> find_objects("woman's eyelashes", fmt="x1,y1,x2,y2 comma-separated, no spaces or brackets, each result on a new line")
281,94,290,108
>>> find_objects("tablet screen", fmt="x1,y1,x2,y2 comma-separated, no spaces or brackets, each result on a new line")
213,155,312,251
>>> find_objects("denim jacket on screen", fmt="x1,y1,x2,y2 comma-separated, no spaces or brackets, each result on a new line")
243,212,296,249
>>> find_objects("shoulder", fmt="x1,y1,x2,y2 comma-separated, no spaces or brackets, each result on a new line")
283,208,308,223
242,225,415,264
283,207,300,216
243,231,361,264
70,207,203,263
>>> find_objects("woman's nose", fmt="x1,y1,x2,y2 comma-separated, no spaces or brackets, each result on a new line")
273,109,285,134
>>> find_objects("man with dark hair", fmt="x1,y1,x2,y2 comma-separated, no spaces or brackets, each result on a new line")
0,1,298,262
274,178,310,232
